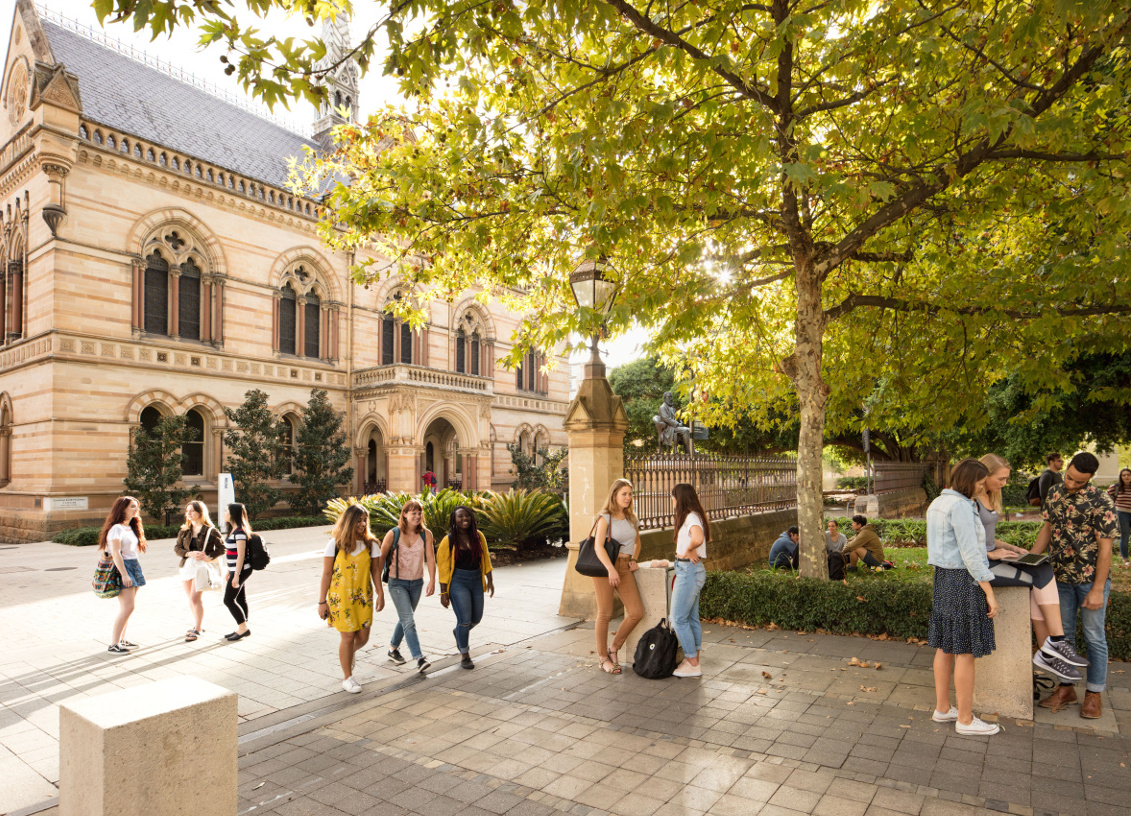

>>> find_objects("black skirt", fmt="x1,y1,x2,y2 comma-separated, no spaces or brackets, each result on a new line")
929,567,996,658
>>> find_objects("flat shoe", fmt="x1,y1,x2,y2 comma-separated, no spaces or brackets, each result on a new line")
185,629,200,642
224,631,250,641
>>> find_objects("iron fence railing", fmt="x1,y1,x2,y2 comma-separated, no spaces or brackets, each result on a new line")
624,453,797,531
873,461,927,494
362,479,387,495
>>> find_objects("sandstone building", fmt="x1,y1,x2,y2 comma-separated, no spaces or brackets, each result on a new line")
0,1,568,542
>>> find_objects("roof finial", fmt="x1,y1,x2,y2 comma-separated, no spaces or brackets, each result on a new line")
313,11,359,150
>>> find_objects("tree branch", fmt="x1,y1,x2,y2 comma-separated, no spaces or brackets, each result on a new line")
824,293,1131,322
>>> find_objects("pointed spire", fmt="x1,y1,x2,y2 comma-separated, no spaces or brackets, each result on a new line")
312,12,359,149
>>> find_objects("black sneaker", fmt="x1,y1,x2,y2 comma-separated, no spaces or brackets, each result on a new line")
120,640,139,649
1033,650,1083,683
388,648,406,665
107,643,129,654
417,656,431,673
1041,638,1089,668
460,655,475,670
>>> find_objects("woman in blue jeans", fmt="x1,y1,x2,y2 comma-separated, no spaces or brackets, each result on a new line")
669,483,710,678
437,506,494,670
381,499,436,673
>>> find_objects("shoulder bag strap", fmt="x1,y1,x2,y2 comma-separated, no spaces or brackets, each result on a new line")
392,527,401,578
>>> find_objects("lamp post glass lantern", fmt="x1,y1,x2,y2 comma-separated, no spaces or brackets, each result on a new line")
569,257,619,378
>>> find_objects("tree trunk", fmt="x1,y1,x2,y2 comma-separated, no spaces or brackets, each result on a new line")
785,260,830,580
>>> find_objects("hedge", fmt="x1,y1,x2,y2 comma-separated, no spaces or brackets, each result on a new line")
830,517,1042,549
700,570,1131,662
52,515,328,546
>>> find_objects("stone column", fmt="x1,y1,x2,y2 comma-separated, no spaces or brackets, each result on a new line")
355,447,367,493
214,279,225,344
559,345,628,618
201,276,213,341
296,295,307,356
168,267,181,337
131,260,143,332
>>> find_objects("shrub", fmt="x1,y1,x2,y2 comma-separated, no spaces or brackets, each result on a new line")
828,516,1042,549
701,569,1131,662
478,489,567,549
836,476,868,490
324,489,485,538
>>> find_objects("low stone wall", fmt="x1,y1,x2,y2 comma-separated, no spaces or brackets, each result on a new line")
638,508,798,571
854,487,928,520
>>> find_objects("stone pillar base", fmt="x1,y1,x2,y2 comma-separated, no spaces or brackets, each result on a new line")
973,586,1034,720
60,676,238,816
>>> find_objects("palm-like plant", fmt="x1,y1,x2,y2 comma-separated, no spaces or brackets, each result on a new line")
324,488,485,538
477,489,567,550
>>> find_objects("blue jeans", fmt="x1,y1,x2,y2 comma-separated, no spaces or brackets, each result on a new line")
1058,578,1110,692
671,560,706,658
388,578,424,659
1118,511,1131,561
448,569,484,654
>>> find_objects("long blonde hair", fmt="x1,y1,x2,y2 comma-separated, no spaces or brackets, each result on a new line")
180,500,216,531
601,478,639,528
978,453,1011,514
331,504,378,555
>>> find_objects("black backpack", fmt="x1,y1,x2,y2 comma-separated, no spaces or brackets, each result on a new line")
380,527,401,584
1025,475,1042,507
246,533,271,571
828,551,847,581
632,618,680,679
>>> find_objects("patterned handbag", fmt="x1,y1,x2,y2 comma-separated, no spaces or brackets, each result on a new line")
92,555,122,599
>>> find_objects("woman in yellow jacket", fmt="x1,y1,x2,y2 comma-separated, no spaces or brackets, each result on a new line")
437,505,494,669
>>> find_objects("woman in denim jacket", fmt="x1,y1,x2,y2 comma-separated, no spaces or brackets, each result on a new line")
927,458,999,736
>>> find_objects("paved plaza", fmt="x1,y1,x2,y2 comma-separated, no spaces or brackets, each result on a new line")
3,531,1131,816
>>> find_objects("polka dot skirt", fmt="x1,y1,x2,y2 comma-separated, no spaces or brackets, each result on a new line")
929,567,996,658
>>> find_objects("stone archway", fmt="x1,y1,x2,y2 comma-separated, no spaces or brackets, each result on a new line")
421,416,461,489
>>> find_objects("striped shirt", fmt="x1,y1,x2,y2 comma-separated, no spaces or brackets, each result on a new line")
225,528,247,573
1109,484,1131,513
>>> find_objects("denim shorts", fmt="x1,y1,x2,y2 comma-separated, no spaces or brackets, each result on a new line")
122,558,146,588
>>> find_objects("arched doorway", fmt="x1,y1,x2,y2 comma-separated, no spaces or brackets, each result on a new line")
363,426,386,494
421,417,461,489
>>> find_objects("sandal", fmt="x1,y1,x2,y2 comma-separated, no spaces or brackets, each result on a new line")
600,658,622,674
610,646,619,667
185,629,200,642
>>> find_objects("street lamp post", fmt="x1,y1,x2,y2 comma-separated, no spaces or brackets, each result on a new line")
558,255,630,618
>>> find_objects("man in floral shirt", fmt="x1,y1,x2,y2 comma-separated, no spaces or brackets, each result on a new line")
1031,452,1119,718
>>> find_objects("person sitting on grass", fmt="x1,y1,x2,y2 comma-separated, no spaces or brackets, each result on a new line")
768,527,799,569
843,515,892,570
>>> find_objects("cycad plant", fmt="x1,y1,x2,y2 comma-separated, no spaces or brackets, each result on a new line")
477,489,567,550
324,488,485,538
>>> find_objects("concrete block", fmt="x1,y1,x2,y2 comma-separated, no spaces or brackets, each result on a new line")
59,676,237,816
973,586,1034,720
621,564,674,661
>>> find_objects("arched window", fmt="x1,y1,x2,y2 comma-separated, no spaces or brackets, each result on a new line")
93,130,103,145
172,156,180,171
139,405,163,432
455,328,466,373
120,138,129,154
0,394,12,486
133,143,142,158
182,408,205,477
2,249,24,344
143,251,169,335
304,291,321,358
516,349,545,394
159,153,167,167
400,321,412,364
280,415,297,475
178,258,202,341
106,135,115,149
79,124,88,139
470,332,481,376
146,148,155,162
279,285,297,355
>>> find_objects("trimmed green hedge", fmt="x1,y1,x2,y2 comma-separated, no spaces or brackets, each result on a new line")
700,570,1131,661
52,515,328,546
829,517,1042,549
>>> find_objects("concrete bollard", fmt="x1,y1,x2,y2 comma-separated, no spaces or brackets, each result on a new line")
973,586,1034,720
620,564,675,663
60,675,237,816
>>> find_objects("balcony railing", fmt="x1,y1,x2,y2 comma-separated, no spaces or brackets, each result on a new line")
352,363,493,393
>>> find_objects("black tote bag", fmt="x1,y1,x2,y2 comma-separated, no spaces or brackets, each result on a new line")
574,515,622,577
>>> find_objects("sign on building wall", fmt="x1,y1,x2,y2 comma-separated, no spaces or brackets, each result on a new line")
217,473,235,519
43,497,89,511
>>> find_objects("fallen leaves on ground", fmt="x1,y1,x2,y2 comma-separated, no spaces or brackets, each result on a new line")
762,671,772,679
859,685,877,692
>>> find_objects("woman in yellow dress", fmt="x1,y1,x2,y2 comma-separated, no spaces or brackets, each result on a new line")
318,504,384,693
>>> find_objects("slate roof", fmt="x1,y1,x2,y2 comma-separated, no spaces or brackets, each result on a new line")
43,20,319,190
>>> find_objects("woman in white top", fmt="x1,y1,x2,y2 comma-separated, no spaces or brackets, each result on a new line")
382,499,437,673
591,478,644,674
670,483,709,678
318,504,383,693
97,496,148,654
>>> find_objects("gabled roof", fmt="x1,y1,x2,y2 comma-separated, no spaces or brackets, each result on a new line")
42,19,319,189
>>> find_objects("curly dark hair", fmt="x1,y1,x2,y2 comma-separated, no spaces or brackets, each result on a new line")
447,505,482,559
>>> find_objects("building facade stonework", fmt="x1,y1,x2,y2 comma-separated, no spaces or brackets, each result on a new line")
0,1,567,542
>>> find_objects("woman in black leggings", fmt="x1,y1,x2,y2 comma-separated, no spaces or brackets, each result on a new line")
223,503,253,641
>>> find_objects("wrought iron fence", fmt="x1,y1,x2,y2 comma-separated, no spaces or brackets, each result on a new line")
361,479,387,495
873,462,927,494
624,453,797,531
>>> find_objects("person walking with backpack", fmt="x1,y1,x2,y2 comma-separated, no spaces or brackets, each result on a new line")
1108,468,1131,568
319,504,383,693
99,496,147,653
175,500,225,642
670,483,710,678
927,458,1000,736
222,503,254,642
382,499,436,673
589,478,644,675
437,505,494,669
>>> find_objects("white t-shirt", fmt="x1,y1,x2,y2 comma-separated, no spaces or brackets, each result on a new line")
676,513,706,559
324,539,368,558
108,523,139,559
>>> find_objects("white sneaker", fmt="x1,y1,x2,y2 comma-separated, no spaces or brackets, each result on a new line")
342,677,362,694
932,706,959,723
955,717,999,736
672,661,702,678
